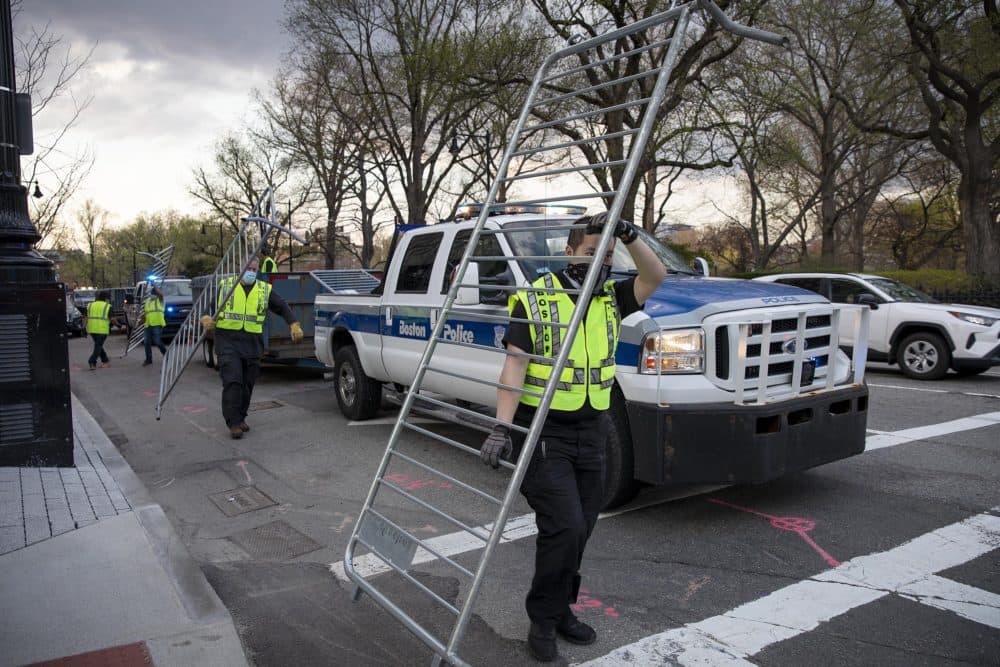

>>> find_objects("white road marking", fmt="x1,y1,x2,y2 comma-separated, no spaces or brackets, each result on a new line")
869,383,1000,399
332,412,1000,583
580,509,1000,666
897,574,1000,629
865,412,1000,451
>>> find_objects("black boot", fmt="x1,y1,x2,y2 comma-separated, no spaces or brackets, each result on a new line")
557,612,596,645
527,622,558,662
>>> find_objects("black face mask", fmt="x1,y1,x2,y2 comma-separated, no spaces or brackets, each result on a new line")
564,262,611,297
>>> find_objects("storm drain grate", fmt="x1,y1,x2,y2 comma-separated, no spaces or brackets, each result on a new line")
209,486,277,517
248,400,284,412
228,520,322,560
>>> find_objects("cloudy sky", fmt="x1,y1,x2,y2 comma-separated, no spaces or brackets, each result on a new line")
18,0,290,229
17,1,737,239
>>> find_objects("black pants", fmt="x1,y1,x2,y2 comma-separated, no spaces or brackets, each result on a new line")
144,325,166,362
88,334,109,365
515,414,607,627
217,351,261,427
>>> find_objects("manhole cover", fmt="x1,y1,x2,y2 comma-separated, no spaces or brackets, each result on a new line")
228,520,322,560
248,400,283,412
209,486,276,517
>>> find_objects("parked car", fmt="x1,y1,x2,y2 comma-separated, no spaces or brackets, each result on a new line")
65,292,84,337
754,272,1000,380
73,288,96,315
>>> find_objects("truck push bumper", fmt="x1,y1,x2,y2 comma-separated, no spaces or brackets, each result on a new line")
627,384,869,486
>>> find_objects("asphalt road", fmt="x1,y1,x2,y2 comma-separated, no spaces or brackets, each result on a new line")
69,333,1000,666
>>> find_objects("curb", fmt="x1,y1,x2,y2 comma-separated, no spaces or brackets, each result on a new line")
70,394,248,663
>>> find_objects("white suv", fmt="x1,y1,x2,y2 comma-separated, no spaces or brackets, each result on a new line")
754,273,1000,380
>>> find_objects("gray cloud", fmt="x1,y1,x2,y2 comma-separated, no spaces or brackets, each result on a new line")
17,0,291,69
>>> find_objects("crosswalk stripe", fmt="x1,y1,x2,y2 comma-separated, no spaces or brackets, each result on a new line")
580,510,1000,665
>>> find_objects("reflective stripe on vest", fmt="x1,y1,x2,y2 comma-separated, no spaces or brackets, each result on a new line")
86,301,111,335
215,278,271,333
510,273,618,411
144,297,166,327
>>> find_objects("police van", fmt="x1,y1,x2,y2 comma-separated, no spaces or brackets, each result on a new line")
314,204,871,508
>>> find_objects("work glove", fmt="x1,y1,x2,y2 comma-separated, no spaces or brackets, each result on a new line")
585,211,638,245
290,321,304,343
200,315,215,332
480,424,512,469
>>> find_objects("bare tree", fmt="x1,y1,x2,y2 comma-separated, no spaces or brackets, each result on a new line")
189,131,313,239
886,0,999,278
13,0,95,247
286,0,539,227
75,199,107,286
527,0,763,225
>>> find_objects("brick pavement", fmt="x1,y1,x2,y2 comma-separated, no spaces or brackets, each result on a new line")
0,417,132,555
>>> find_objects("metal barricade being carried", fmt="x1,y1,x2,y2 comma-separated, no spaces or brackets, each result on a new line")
155,188,306,419
121,245,174,357
341,2,787,665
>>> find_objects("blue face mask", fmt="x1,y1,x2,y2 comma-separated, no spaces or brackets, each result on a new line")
242,270,257,285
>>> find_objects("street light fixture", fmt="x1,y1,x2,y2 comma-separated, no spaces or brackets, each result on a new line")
449,129,493,199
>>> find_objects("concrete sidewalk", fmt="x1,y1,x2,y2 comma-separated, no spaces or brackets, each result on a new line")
0,395,248,667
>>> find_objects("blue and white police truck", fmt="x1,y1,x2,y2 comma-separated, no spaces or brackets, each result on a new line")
314,204,870,508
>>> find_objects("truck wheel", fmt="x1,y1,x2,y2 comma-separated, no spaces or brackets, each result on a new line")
334,345,382,420
602,394,641,510
898,332,950,380
202,339,216,368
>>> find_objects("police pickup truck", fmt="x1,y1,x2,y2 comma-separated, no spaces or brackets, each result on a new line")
314,205,870,507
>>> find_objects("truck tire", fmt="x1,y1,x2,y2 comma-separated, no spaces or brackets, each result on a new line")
602,394,641,510
334,345,382,420
202,339,216,368
898,332,950,380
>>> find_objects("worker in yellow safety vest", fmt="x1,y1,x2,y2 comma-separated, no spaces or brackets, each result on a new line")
200,258,304,439
260,246,277,273
85,290,120,370
481,212,666,662
142,285,168,366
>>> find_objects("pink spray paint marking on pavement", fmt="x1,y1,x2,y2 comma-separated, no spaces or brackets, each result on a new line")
181,405,207,414
707,497,840,567
571,588,620,619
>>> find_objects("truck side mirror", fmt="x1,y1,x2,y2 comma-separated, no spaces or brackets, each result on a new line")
454,262,480,305
693,257,710,277
856,293,879,310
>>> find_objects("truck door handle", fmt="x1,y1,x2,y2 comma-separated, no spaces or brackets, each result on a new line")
385,307,392,325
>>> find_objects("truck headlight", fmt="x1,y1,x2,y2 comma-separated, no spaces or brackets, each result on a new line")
640,328,704,374
948,311,997,327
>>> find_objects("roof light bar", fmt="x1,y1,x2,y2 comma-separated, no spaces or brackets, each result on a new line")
452,203,588,221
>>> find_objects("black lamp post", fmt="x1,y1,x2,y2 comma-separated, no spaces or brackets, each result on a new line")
0,0,72,466
449,129,493,199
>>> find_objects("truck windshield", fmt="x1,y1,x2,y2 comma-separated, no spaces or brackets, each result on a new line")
501,218,695,279
160,281,192,297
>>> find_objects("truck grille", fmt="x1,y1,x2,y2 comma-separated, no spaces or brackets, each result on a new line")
706,307,845,400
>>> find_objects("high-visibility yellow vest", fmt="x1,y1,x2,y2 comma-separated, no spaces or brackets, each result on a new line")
216,278,272,334
261,256,277,273
144,297,166,327
510,273,620,411
86,300,111,335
